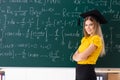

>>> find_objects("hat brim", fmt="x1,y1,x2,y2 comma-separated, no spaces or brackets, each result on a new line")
80,9,107,24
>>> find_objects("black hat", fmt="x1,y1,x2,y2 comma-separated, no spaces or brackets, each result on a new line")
80,9,107,24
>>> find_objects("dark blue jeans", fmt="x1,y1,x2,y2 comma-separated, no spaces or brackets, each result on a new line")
76,64,96,80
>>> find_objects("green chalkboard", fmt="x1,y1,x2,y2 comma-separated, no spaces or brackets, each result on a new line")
0,0,120,67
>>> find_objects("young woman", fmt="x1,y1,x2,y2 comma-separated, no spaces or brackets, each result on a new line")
72,9,107,80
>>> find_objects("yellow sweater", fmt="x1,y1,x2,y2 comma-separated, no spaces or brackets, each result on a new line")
77,35,102,64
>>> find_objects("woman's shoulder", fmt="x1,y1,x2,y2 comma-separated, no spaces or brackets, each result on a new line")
91,35,102,47
91,35,101,40
81,37,86,43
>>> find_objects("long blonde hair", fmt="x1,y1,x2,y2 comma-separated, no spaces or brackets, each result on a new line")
83,16,106,57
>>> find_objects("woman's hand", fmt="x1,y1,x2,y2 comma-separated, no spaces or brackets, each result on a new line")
72,50,84,62
72,53,80,61
72,44,97,62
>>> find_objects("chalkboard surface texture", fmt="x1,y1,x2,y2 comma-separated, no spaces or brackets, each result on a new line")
0,0,120,67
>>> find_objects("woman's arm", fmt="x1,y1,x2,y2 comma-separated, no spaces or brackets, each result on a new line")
72,43,97,62
72,50,80,61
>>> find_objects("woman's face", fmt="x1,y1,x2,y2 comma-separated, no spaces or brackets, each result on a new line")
84,19,95,36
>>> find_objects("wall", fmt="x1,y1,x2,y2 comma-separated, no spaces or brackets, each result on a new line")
2,67,75,80
2,68,120,80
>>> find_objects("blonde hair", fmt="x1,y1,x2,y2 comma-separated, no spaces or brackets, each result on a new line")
83,16,106,57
